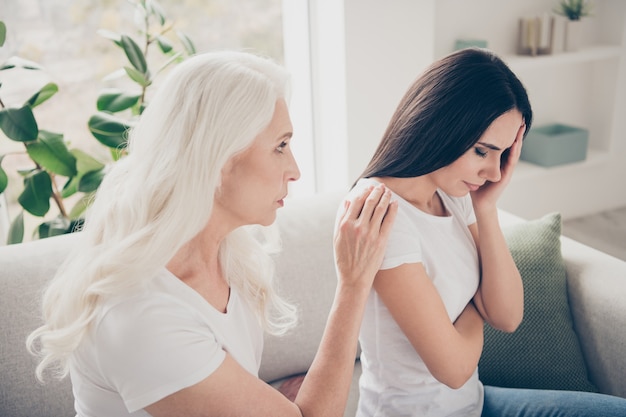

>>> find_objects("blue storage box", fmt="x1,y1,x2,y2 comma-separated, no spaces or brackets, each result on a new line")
520,124,588,167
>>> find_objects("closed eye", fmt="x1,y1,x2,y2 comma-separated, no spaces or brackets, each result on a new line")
474,147,488,158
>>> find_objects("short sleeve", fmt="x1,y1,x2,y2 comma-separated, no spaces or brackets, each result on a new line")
94,296,226,412
380,204,423,270
345,178,423,271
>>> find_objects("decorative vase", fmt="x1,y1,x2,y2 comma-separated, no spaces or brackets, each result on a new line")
564,19,582,52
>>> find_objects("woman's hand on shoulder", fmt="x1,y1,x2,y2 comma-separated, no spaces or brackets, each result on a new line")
334,184,398,293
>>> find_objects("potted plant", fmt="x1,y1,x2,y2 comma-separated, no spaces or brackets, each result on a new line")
0,0,195,245
554,0,592,20
554,0,593,51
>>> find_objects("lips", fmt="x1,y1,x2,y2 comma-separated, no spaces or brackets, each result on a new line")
464,181,482,191
277,193,288,207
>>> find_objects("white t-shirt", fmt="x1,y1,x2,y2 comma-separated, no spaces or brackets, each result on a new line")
70,268,263,417
351,178,483,417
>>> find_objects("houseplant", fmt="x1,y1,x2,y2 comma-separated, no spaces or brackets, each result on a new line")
554,0,593,51
0,0,195,244
0,20,106,244
88,0,196,158
554,0,593,20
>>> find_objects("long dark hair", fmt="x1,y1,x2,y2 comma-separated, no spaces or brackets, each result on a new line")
359,48,533,182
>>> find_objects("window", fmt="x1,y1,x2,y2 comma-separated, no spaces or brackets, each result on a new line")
1,0,314,241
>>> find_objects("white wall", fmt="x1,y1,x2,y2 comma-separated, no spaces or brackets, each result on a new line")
308,0,436,191
309,0,626,220
343,0,436,183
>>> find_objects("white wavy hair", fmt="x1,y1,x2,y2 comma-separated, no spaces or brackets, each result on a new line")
27,51,298,381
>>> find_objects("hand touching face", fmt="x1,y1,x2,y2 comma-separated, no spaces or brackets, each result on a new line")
434,109,525,206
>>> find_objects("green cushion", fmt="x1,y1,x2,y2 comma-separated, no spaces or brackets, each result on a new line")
478,212,598,392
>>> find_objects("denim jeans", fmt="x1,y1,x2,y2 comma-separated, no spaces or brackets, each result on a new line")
482,386,626,417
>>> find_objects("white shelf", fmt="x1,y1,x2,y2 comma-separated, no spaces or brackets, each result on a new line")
431,0,626,219
513,149,611,180
504,45,622,71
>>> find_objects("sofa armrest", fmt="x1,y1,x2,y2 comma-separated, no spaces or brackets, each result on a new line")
562,236,626,398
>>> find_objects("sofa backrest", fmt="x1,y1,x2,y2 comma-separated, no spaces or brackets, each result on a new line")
0,191,345,414
259,191,344,382
0,233,77,417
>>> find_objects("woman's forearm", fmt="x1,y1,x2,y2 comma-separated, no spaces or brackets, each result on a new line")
448,301,484,384
294,184,397,416
294,284,369,417
473,211,524,332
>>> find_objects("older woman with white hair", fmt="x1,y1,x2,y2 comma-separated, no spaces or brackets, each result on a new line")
27,51,397,417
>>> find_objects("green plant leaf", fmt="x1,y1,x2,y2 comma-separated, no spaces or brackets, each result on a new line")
102,68,127,82
0,21,6,47
7,211,24,244
73,148,106,173
155,51,182,76
26,130,77,177
68,192,94,220
17,167,35,177
554,0,592,20
124,66,151,87
38,215,72,238
88,112,132,149
96,89,141,113
18,170,52,216
0,106,39,142
156,36,173,54
97,29,122,47
3,56,43,70
61,176,78,199
0,156,7,193
176,31,196,55
110,147,126,161
120,34,148,74
26,82,59,108
147,0,167,25
61,149,106,198
78,168,105,193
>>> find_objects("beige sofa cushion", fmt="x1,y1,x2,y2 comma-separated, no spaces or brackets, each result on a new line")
479,212,597,392
0,234,76,417
259,191,344,383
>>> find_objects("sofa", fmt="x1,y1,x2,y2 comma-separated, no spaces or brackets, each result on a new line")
1,191,625,417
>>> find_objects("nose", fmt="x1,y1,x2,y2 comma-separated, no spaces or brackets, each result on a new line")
287,152,301,182
482,160,501,183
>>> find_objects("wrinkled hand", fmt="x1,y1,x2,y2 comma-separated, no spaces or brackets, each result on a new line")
334,184,398,292
471,124,525,210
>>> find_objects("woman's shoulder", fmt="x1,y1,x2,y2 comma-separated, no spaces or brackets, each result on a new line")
95,269,190,328
348,177,382,195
